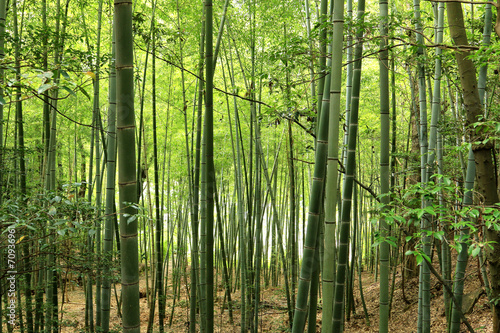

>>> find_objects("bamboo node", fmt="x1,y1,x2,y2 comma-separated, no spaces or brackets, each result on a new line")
121,233,138,239
120,281,139,286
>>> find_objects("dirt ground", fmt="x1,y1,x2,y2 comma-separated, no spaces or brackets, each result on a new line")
342,258,492,333
52,258,492,332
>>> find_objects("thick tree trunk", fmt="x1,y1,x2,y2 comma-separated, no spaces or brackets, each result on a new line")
447,2,500,331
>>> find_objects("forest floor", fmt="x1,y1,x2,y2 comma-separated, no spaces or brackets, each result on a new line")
52,256,492,332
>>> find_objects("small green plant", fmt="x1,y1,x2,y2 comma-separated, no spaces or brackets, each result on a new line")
372,174,500,261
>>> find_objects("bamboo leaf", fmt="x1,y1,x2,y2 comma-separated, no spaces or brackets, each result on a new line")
60,70,70,79
61,86,76,96
26,224,36,231
78,86,91,100
37,83,53,94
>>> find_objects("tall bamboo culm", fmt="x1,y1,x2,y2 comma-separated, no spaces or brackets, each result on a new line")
413,0,430,331
115,0,140,331
322,0,345,328
291,18,332,333
449,148,475,333
378,0,390,330
201,0,215,331
332,0,364,330
101,21,116,333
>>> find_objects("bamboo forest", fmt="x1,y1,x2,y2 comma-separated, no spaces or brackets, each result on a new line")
3,0,500,332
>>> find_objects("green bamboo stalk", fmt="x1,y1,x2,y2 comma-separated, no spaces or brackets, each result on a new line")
202,0,215,330
45,0,63,330
340,0,354,176
159,66,173,329
292,11,334,332
357,186,370,326
388,47,398,316
13,0,26,200
428,1,449,324
315,0,328,123
224,37,248,331
135,0,156,203
426,1,444,184
438,127,452,323
101,20,116,333
12,2,32,331
214,186,234,323
41,0,50,183
249,97,260,308
304,0,316,109
288,118,297,310
322,0,345,327
148,2,164,330
308,223,322,333
246,2,257,327
189,5,205,332
212,0,230,73
347,174,359,321
86,48,96,331
254,62,265,333
449,148,475,333
445,74,466,182
283,23,297,326
378,0,390,330
379,0,390,332
332,0,364,330
115,0,140,331
413,0,431,331
94,1,104,328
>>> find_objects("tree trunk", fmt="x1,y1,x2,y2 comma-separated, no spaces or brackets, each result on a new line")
447,2,500,331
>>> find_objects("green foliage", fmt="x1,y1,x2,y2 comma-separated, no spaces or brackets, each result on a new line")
0,186,122,297
1,188,94,234
373,175,500,263
471,118,500,143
